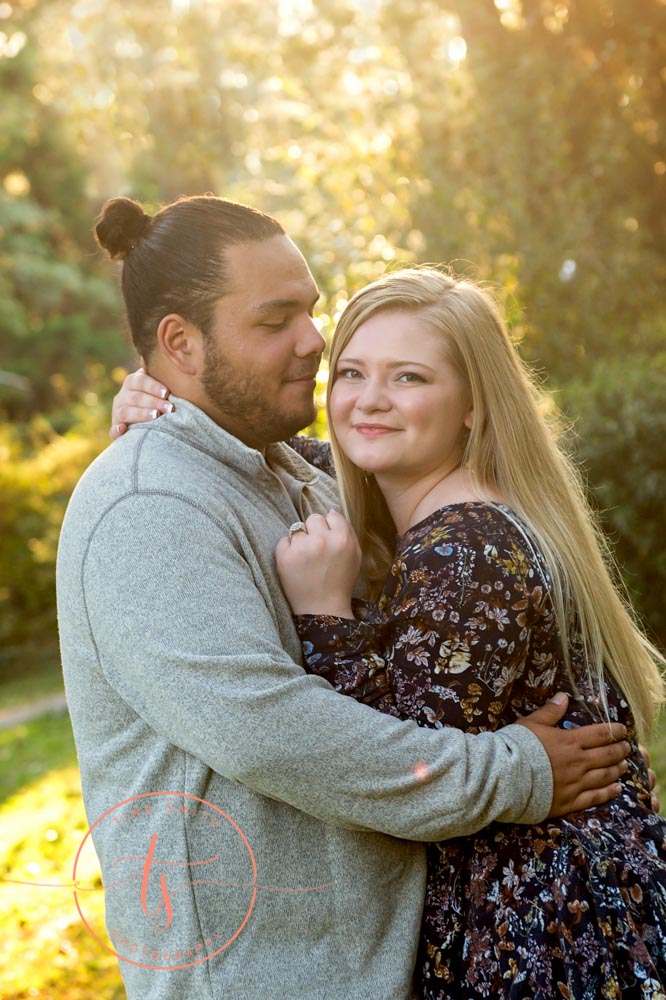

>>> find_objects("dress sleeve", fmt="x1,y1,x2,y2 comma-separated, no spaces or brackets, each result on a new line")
287,435,336,478
295,604,401,717
296,529,547,733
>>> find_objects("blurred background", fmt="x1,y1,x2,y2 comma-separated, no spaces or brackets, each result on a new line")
0,0,664,995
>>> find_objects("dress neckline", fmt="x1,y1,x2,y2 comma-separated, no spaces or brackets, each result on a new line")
399,500,518,541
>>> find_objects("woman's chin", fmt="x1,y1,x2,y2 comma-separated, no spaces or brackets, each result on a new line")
353,458,400,477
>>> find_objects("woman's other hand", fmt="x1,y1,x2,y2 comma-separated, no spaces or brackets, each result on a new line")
638,743,661,812
110,366,173,440
275,511,362,619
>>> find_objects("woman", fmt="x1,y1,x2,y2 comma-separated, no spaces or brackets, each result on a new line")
112,268,666,998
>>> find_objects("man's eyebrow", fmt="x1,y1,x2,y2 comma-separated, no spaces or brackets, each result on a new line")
252,294,320,315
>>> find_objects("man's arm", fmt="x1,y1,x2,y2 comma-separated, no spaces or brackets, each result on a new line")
83,493,627,842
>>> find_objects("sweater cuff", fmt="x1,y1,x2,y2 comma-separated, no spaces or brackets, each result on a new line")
500,723,553,823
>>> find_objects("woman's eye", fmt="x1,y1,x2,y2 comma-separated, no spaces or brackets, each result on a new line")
338,368,362,379
397,372,424,383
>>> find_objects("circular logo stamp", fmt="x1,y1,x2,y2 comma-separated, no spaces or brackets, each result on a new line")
73,791,257,971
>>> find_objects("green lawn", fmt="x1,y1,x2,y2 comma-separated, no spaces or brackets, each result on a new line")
0,710,125,999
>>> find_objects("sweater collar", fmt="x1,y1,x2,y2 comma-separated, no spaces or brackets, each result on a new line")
143,395,319,485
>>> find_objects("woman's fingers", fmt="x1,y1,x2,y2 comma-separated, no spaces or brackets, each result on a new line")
286,513,339,543
325,509,350,530
110,368,172,434
114,392,174,420
112,403,171,427
127,368,170,399
109,422,128,440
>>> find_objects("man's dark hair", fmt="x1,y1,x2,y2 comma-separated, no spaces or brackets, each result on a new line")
95,195,285,358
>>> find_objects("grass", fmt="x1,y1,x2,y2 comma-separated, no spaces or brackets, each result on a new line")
0,711,125,998
0,665,665,997
0,713,75,804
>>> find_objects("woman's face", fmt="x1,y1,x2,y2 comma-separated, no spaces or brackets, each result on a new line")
329,310,473,483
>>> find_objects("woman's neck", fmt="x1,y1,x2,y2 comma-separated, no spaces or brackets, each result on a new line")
375,464,483,536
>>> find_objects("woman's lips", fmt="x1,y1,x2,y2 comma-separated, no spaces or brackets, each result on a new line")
353,424,398,437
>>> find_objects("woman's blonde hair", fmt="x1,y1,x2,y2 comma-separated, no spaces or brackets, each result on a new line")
328,266,664,741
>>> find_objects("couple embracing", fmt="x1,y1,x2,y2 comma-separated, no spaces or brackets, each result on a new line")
57,194,666,1000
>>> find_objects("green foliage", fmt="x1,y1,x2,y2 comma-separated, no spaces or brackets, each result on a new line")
0,0,662,655
0,5,131,418
0,392,117,660
0,710,76,804
2,0,664,382
383,0,666,381
560,350,666,645
0,194,131,416
0,651,63,712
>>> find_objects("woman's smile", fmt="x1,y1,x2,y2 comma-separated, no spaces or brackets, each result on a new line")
352,423,400,437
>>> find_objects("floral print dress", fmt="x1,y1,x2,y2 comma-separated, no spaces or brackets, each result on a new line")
288,471,666,999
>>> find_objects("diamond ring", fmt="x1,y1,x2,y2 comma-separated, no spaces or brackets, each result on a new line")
288,521,307,536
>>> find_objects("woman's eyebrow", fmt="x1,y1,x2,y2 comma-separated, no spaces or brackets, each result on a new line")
337,356,436,373
386,359,437,372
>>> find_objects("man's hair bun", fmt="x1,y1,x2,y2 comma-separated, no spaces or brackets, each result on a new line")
94,197,153,260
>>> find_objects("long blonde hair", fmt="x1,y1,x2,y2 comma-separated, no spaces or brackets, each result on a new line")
328,267,664,741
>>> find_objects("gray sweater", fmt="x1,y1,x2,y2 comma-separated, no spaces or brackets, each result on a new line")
56,398,552,1000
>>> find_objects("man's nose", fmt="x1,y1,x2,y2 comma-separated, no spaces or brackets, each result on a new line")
295,316,326,357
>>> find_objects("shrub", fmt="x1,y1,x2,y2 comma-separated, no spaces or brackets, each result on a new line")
560,351,666,648
0,389,116,675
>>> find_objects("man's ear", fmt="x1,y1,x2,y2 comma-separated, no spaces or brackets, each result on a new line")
156,314,204,376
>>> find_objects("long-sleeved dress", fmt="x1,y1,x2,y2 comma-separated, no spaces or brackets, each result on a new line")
287,447,666,1000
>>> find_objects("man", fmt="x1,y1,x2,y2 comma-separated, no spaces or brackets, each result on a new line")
57,194,629,1000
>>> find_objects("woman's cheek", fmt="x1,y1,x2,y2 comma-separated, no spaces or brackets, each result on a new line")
328,384,352,431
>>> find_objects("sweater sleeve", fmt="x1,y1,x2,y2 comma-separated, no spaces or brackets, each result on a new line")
81,492,553,841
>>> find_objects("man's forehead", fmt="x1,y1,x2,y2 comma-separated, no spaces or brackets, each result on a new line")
223,235,318,305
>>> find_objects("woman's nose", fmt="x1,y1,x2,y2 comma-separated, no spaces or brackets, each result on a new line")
355,379,390,412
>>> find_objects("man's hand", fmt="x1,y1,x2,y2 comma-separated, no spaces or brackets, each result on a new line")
110,366,172,440
516,693,630,816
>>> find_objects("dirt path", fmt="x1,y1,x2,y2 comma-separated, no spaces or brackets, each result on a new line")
0,692,68,730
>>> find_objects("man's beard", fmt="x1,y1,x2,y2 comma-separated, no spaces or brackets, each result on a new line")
201,337,317,445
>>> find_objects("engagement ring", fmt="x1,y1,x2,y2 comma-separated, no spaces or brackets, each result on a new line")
289,521,307,536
